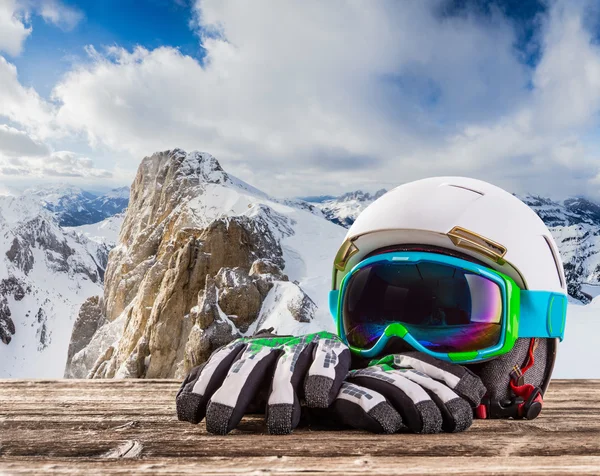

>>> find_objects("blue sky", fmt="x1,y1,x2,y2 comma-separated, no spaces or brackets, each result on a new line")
1,0,600,198
11,0,204,97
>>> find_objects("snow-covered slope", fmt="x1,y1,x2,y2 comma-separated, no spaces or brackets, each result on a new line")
66,212,124,247
0,196,111,378
27,184,129,227
553,296,600,378
65,212,126,277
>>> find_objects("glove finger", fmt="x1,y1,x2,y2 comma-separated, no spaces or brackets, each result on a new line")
304,336,351,407
399,368,473,433
206,343,279,435
176,342,246,424
332,382,404,434
347,366,443,433
266,339,314,435
384,352,486,407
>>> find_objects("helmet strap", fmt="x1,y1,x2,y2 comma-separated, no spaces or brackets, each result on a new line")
475,339,543,420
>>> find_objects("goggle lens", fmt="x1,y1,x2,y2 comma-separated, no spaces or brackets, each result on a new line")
342,261,503,353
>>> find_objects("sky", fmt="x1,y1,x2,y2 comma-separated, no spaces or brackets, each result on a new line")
2,0,600,198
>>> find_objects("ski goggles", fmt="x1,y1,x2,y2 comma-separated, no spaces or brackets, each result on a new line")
329,251,567,364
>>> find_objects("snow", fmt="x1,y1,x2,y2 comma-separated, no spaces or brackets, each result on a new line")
0,196,121,378
26,184,87,207
249,282,335,336
66,213,125,246
580,283,600,300
553,297,600,378
311,189,387,226
101,187,130,200
0,195,53,225
24,183,129,227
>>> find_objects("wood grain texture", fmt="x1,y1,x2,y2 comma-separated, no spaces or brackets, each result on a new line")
1,379,599,475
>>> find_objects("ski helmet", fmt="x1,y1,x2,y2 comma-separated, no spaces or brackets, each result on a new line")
331,177,567,419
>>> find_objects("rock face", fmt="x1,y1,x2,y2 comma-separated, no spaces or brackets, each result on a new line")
64,296,106,371
65,149,342,379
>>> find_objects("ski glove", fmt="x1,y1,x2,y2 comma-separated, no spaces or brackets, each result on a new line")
176,331,351,435
332,352,487,434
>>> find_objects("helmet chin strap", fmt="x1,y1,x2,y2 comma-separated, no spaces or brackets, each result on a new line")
475,338,543,420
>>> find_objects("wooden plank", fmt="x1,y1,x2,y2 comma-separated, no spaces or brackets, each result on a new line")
1,379,599,474
3,456,600,475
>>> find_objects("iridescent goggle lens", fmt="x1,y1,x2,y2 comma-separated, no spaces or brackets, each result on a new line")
342,260,503,353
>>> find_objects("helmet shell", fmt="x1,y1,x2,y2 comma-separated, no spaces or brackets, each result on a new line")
333,177,566,294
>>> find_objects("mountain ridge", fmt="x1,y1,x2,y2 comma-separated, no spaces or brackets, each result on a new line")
64,149,344,379
26,184,130,227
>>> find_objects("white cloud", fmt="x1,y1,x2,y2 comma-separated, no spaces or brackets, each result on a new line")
0,0,31,56
0,124,49,157
0,149,112,179
0,0,83,57
3,0,600,198
0,56,58,138
37,0,83,31
51,1,533,195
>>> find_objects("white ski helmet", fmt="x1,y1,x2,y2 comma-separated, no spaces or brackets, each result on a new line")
332,176,567,419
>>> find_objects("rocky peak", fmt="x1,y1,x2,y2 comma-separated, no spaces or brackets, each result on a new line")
121,149,229,247
65,148,329,379
337,188,387,203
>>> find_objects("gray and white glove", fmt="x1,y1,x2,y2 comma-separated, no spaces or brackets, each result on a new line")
332,352,487,434
176,331,351,435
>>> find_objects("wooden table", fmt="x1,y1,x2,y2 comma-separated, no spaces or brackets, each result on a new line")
1,379,599,475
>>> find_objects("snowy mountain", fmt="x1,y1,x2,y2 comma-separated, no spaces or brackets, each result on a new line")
27,184,129,227
64,149,345,379
5,163,600,379
520,195,600,302
0,195,120,378
313,189,387,227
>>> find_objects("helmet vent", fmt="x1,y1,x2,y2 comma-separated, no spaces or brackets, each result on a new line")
445,184,485,196
542,235,565,289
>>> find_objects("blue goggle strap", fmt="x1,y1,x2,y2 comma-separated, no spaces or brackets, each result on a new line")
518,291,567,341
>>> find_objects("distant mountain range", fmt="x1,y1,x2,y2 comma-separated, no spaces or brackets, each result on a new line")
26,185,129,227
303,189,387,227
4,169,600,379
